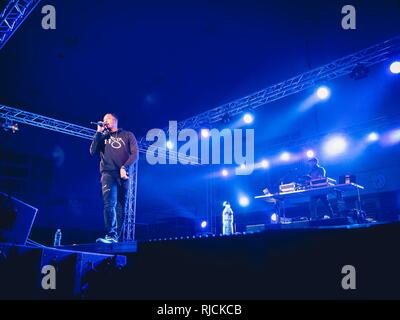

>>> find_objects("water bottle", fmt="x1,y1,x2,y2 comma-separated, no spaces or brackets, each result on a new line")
54,229,62,247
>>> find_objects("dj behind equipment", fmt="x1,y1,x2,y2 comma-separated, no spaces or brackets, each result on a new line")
255,157,365,223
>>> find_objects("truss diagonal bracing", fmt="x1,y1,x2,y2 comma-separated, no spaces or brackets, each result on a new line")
0,105,96,139
0,0,42,50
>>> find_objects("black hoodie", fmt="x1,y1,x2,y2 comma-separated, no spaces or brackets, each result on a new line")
89,129,139,173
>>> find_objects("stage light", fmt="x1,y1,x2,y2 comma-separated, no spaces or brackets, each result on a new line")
323,135,347,156
201,129,210,138
221,169,229,177
390,61,400,74
239,196,250,207
201,221,207,228
243,113,254,124
366,132,379,142
240,164,246,169
280,152,291,161
261,159,270,168
389,129,400,144
166,140,174,149
306,149,315,159
316,86,330,100
270,213,278,224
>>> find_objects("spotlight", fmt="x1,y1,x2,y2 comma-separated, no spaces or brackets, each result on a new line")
221,169,229,177
389,129,400,144
316,86,330,100
239,196,250,207
270,213,278,224
201,129,210,138
366,132,379,143
1,121,19,133
200,221,207,228
306,150,315,159
240,164,246,169
166,140,174,149
323,135,348,157
390,61,400,74
243,112,254,124
261,159,270,168
280,152,291,162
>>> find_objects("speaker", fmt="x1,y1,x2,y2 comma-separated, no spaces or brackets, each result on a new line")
0,192,37,245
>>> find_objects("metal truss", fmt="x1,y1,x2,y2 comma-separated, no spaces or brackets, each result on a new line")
0,105,96,139
138,35,400,146
264,112,400,152
121,163,138,241
0,0,42,50
0,104,185,158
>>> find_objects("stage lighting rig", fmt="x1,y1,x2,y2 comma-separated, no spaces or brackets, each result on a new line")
1,121,18,133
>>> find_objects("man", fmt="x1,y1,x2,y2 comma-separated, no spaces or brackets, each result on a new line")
306,157,334,220
90,113,138,243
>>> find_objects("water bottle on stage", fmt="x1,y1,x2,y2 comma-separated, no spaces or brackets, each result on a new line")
54,229,62,247
222,201,234,235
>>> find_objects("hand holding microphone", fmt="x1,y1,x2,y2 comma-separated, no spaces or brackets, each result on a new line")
90,121,109,133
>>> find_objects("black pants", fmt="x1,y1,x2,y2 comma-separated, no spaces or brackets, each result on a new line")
101,171,129,239
309,195,334,220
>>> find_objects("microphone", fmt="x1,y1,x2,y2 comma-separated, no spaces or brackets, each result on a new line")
90,121,105,126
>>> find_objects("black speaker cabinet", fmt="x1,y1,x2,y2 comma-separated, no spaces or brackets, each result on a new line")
0,192,38,245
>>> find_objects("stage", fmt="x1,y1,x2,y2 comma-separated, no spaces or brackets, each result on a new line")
1,220,399,299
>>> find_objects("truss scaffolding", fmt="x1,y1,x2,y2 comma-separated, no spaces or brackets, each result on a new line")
0,0,42,50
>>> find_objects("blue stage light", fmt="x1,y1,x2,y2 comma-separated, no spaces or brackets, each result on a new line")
221,169,229,177
201,129,210,138
201,220,207,228
323,135,347,156
389,129,400,144
243,113,254,124
239,195,250,207
390,61,400,74
166,140,174,149
261,159,270,168
270,213,278,224
280,152,291,162
367,132,379,142
316,86,330,100
306,149,315,158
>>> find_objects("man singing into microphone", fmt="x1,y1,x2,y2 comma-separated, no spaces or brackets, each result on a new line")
90,113,139,243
